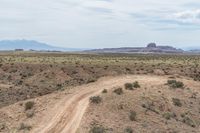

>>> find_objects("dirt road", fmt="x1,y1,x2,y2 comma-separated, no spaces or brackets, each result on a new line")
32,75,169,133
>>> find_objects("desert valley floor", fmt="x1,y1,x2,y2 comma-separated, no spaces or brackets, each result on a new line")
0,52,200,133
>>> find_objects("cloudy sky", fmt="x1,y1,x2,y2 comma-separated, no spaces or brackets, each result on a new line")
0,0,200,48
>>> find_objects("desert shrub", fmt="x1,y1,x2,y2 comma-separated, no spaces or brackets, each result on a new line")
113,88,123,95
167,80,176,84
193,74,200,81
142,101,159,114
57,84,62,90
133,81,140,88
162,112,176,120
167,80,184,88
90,125,106,133
18,123,32,131
172,98,182,107
173,81,184,88
125,83,133,90
181,113,186,118
15,80,23,86
129,111,137,121
102,89,108,93
124,127,133,133
168,76,175,79
26,110,34,118
182,116,196,127
87,78,97,83
25,101,34,110
0,123,6,131
163,112,171,120
90,96,102,104
190,92,197,99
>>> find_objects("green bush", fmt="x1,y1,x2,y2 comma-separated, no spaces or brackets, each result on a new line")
142,101,159,114
129,111,137,121
167,80,176,84
102,89,108,93
113,88,123,95
0,123,6,131
133,81,140,88
90,125,106,133
26,110,34,118
162,112,176,120
182,116,196,128
124,127,133,133
167,80,184,88
87,78,97,83
56,84,62,90
18,123,32,131
172,98,182,107
90,96,102,104
125,83,133,90
25,101,34,110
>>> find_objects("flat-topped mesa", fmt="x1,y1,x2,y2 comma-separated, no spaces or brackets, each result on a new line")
147,43,157,48
85,42,184,53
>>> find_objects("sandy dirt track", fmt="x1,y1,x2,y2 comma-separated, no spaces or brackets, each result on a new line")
32,75,174,133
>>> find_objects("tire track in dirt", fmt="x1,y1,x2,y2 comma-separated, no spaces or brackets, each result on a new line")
32,75,168,133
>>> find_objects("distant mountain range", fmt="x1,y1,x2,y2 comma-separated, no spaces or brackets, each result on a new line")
183,47,200,53
85,43,184,53
0,40,83,51
188,49,200,53
0,40,199,54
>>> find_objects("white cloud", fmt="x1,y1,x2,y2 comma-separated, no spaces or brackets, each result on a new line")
172,10,200,24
